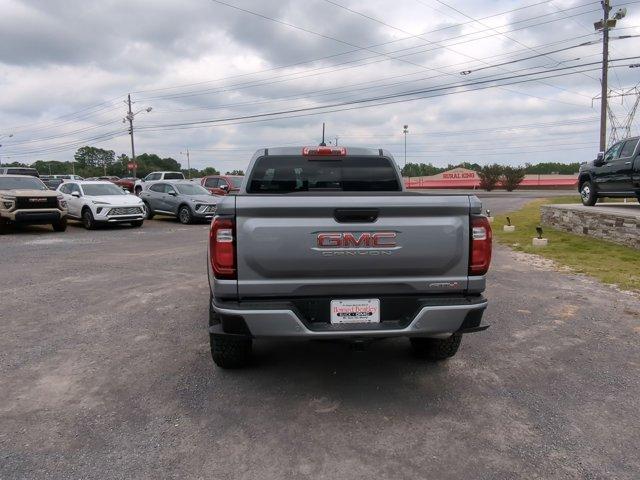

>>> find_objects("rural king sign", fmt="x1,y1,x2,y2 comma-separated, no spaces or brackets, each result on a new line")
442,170,477,180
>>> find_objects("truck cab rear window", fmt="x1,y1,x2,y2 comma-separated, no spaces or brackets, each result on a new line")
247,156,401,193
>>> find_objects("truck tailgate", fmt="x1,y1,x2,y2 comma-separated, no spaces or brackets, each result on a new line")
235,195,473,298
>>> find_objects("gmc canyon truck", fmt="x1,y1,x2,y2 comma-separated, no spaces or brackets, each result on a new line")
579,135,640,205
207,146,492,368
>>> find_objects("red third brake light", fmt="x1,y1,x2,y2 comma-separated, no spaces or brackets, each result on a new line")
469,216,492,276
210,217,236,279
302,146,347,156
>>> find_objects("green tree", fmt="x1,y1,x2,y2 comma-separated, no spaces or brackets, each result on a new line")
201,167,220,176
524,162,580,174
74,146,115,174
478,164,504,191
502,166,526,192
133,153,181,178
226,169,244,175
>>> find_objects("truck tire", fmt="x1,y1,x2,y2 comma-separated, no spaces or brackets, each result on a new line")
135,186,142,196
579,180,598,206
210,334,252,369
410,333,462,361
52,217,67,232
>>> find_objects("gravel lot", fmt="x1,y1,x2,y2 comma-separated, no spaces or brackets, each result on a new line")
1,194,639,479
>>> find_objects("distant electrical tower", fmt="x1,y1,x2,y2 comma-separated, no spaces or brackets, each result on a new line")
593,84,640,146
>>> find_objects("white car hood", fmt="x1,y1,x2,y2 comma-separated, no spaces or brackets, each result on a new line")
85,195,143,206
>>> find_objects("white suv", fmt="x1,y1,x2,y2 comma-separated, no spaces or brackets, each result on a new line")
57,180,145,229
134,171,184,195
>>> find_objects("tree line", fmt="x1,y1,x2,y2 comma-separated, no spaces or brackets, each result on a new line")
3,146,244,178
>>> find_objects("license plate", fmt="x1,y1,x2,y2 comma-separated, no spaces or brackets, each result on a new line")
330,299,380,324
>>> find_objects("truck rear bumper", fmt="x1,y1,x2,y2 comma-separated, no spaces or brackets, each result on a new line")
210,296,487,339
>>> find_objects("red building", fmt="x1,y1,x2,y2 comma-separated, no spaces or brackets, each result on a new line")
404,167,578,190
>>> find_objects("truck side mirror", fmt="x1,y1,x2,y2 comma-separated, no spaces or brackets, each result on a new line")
594,152,605,166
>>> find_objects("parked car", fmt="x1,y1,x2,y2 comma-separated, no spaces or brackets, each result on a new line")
140,181,219,224
42,177,64,190
51,174,84,181
57,180,145,229
0,167,40,177
201,175,243,195
133,171,185,195
206,145,492,368
0,174,68,233
114,177,136,192
578,136,640,205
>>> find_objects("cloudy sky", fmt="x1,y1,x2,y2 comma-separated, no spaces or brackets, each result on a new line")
1,0,639,173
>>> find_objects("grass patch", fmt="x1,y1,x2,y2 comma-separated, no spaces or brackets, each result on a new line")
493,195,640,293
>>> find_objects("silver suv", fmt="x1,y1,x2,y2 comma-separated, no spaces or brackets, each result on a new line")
140,181,220,224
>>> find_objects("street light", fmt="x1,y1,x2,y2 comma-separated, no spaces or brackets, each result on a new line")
0,133,14,167
403,125,409,168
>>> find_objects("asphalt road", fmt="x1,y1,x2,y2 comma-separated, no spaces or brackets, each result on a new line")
1,194,639,480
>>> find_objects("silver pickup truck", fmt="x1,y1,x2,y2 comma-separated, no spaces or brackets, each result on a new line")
207,146,492,368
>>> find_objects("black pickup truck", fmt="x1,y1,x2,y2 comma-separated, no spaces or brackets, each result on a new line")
578,136,640,206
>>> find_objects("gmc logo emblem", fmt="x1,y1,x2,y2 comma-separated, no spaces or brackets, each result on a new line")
317,232,397,248
28,198,47,203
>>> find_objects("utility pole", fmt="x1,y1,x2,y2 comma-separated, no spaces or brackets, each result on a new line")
126,94,137,178
181,148,192,179
599,1,611,152
334,136,339,146
403,125,409,168
594,2,627,151
123,94,152,179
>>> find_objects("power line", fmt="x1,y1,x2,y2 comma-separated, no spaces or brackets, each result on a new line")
135,58,639,133
138,1,604,102
129,0,566,97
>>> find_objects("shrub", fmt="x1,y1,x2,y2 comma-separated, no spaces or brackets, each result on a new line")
478,164,504,191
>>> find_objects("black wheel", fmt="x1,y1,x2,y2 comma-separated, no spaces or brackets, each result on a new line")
210,334,252,368
52,217,67,232
178,205,192,224
579,180,598,206
143,202,154,220
410,333,462,361
135,186,142,196
130,220,143,228
0,219,8,234
81,208,96,230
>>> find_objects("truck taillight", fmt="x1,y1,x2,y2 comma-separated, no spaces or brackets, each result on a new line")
469,216,492,276
210,217,236,279
302,146,346,156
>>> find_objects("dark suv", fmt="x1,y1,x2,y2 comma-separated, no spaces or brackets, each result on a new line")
578,136,640,205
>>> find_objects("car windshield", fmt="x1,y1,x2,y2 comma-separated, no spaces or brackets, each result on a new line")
175,184,210,195
82,183,126,196
0,176,47,191
164,172,185,180
229,177,243,188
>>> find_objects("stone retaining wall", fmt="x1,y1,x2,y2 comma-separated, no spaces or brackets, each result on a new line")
540,204,640,249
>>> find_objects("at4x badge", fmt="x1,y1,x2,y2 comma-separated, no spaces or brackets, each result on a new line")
313,231,400,256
